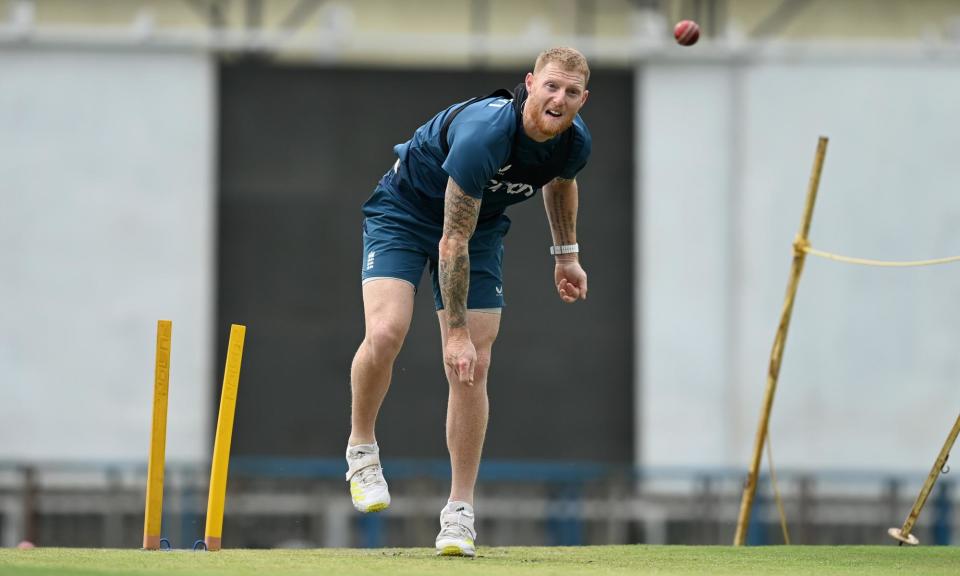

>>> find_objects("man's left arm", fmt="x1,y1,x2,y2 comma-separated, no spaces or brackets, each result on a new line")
542,177,588,303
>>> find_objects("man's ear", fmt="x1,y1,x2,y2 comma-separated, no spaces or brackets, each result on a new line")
580,89,590,108
525,72,534,92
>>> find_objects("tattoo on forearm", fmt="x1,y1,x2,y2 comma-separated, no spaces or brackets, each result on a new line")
546,179,577,245
439,179,480,329
440,252,470,328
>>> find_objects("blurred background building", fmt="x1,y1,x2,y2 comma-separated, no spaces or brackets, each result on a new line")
2,0,960,548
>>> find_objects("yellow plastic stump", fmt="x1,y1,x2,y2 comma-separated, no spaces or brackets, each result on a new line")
143,320,172,550
204,324,246,551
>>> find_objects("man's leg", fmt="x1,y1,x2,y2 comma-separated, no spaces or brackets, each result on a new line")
435,309,500,555
346,278,415,512
439,309,500,503
350,278,416,445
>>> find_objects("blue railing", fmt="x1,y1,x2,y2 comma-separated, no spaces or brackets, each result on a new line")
0,459,954,547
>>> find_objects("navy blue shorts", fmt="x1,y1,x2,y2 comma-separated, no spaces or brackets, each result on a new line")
360,184,510,311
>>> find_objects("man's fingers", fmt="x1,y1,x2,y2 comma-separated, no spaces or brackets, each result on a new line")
558,279,582,302
458,358,474,386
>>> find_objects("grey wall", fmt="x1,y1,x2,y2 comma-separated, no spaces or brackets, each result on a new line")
217,64,635,463
0,49,215,462
640,57,960,470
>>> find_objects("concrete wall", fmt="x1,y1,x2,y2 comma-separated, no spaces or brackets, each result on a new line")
640,55,960,471
0,49,214,462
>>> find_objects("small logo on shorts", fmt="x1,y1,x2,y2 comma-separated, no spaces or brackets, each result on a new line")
366,251,376,270
495,285,503,295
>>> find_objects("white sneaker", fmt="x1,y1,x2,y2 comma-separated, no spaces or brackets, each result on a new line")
345,443,390,513
435,501,477,557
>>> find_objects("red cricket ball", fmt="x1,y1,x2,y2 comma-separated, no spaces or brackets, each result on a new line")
674,20,700,46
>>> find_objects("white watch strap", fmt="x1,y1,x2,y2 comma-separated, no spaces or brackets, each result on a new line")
549,243,580,255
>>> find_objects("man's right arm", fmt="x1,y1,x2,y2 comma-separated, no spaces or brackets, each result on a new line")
439,176,481,385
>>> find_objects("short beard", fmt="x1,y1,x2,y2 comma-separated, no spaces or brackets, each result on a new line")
524,100,572,139
535,111,572,138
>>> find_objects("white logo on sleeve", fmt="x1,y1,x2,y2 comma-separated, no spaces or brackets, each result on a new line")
495,285,503,295
366,251,376,270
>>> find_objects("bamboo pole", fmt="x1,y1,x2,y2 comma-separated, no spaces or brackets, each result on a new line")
733,137,829,545
888,411,960,545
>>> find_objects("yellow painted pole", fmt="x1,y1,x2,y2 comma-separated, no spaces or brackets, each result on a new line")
204,324,246,551
888,411,960,545
734,137,829,545
143,320,172,550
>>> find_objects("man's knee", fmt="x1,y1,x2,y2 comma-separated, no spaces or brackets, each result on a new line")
364,321,407,361
473,349,492,382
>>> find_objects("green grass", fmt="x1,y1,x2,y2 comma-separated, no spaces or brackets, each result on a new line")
2,546,958,576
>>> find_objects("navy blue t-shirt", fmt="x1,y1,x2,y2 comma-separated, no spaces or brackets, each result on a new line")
384,94,591,226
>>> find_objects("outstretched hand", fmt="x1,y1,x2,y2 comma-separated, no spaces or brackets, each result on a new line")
555,260,588,303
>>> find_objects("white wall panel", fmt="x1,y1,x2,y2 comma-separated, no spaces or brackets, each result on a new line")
640,65,738,467
0,49,215,462
641,59,960,471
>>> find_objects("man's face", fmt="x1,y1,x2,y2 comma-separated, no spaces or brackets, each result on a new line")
523,62,589,142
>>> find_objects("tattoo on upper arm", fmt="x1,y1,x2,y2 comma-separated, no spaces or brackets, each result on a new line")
439,179,480,329
442,180,481,239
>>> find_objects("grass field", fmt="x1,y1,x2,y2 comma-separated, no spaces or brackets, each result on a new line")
2,545,959,576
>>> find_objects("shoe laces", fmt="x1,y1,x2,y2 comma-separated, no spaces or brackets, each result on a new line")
439,508,475,540
353,464,385,488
